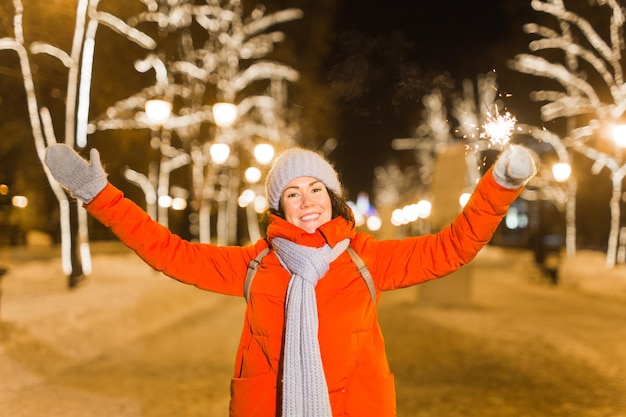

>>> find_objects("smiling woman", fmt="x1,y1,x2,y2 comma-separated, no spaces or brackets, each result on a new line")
264,148,342,233
43,142,536,417
279,177,333,233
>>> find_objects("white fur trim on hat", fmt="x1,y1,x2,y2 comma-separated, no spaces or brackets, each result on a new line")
265,148,341,210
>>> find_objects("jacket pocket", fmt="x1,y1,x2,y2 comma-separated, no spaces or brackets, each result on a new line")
230,372,278,417
345,369,396,417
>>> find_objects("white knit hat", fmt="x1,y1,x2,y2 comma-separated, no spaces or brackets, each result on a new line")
265,148,341,210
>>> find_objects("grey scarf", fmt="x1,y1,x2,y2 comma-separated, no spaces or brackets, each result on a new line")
271,237,350,417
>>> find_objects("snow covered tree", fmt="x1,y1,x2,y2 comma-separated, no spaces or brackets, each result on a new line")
0,0,156,286
88,0,302,245
509,0,626,268
377,72,505,234
0,0,303,286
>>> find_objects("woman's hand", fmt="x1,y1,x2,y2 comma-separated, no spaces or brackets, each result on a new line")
492,144,537,189
45,144,108,203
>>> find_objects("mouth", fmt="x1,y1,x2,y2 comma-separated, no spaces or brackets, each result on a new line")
300,213,320,222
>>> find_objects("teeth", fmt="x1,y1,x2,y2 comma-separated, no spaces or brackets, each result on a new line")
301,214,319,221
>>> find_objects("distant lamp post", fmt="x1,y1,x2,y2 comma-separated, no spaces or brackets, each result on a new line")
416,199,432,219
253,195,268,213
245,166,262,183
402,204,419,223
145,99,172,124
212,102,238,127
552,162,571,182
172,197,187,211
12,196,28,208
612,124,626,148
158,194,173,209
210,143,231,164
366,215,382,232
238,189,256,207
391,208,405,226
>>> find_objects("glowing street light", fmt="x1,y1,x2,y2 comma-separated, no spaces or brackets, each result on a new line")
12,195,28,208
552,162,571,182
212,102,238,127
254,143,275,165
145,99,172,124
244,166,262,183
416,199,432,219
158,194,173,208
612,124,626,148
253,195,269,213
391,208,407,226
238,189,256,207
366,215,382,232
210,143,231,164
402,204,419,222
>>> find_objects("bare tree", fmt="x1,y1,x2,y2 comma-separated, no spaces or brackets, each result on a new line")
509,0,626,268
378,72,504,234
89,0,302,245
1,0,304,289
0,0,155,287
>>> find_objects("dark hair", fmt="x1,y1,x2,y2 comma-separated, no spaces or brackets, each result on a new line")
267,188,355,227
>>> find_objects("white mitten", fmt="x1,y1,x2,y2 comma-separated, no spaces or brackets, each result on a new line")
44,144,107,203
492,144,537,189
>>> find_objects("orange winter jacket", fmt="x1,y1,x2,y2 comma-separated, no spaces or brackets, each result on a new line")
85,167,521,417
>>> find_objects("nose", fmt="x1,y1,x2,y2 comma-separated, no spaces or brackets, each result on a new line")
300,193,313,207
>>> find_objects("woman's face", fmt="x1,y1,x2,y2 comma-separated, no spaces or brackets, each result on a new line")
280,176,332,234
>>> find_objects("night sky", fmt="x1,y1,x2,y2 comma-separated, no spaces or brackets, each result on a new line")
328,0,537,198
334,0,533,79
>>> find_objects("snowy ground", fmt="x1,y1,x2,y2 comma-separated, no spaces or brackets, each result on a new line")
0,242,625,417
0,242,219,415
558,249,626,299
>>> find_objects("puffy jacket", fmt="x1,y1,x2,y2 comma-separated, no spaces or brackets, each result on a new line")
85,167,521,417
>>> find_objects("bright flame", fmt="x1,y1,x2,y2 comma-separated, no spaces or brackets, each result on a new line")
481,110,517,147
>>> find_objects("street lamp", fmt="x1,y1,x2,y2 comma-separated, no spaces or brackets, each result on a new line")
552,162,571,182
416,199,432,219
612,124,626,148
254,143,275,165
12,195,28,208
366,215,382,232
210,143,231,164
212,102,238,127
245,166,262,183
145,99,172,124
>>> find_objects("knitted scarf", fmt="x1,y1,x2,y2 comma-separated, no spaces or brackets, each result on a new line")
271,236,350,417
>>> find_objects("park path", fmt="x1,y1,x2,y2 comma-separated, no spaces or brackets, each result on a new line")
1,244,625,417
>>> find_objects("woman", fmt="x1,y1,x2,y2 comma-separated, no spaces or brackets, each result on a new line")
45,143,536,417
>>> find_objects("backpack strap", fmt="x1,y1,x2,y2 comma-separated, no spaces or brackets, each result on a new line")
346,246,377,303
244,245,376,303
244,247,270,302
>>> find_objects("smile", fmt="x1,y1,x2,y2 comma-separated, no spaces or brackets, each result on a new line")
300,213,320,222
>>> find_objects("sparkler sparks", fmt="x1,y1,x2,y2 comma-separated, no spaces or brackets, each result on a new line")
480,110,517,148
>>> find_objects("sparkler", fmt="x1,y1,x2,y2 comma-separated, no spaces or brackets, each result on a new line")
480,109,518,149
